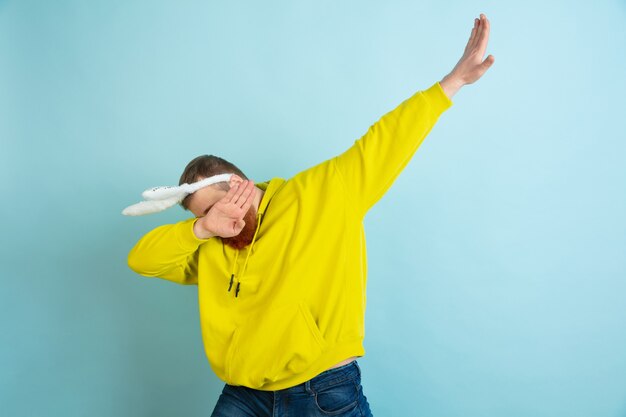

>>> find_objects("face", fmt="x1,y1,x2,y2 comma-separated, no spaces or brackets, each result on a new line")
187,177,259,250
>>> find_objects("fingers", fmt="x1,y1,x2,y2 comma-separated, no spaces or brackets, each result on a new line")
229,180,255,209
236,180,255,209
466,14,489,55
477,13,490,57
466,17,479,51
475,15,483,49
223,181,240,203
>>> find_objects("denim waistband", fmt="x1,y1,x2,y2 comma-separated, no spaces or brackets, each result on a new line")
279,360,361,393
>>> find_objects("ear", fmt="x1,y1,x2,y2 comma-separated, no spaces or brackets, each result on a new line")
228,174,244,189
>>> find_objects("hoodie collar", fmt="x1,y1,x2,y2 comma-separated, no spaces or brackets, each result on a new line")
256,177,286,218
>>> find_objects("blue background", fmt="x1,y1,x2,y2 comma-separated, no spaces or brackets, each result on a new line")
2,1,625,416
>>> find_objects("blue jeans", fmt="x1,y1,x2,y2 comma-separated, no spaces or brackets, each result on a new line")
210,360,373,416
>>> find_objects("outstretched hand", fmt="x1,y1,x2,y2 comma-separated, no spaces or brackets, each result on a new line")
440,14,495,98
194,180,256,239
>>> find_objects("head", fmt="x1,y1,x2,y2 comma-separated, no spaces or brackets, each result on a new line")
179,155,258,250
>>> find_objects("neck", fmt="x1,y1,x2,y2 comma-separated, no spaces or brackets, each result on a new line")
252,186,265,214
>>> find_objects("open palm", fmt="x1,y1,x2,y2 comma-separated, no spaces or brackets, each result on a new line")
451,14,495,85
202,180,255,238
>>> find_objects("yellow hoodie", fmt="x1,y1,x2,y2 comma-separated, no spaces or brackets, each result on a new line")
127,81,453,391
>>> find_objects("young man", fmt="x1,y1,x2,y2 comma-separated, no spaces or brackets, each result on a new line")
127,14,493,417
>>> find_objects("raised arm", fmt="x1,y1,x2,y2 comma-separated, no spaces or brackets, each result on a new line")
332,14,494,218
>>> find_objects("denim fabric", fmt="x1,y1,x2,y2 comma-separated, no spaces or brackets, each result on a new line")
210,360,373,416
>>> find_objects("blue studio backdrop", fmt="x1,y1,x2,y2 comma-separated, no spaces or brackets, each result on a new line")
1,1,625,416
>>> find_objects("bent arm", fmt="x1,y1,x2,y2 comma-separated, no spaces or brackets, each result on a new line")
127,218,211,285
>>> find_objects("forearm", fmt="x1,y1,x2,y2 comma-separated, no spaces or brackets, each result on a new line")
127,218,207,284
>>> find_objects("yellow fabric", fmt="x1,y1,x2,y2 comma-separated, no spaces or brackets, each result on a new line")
127,81,453,390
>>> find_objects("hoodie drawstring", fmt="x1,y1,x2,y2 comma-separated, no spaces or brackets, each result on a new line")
227,211,264,298
228,250,239,293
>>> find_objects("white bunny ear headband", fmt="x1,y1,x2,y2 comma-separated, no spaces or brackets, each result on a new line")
122,173,235,216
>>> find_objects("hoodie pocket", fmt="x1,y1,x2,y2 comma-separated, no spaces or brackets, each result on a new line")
225,300,328,388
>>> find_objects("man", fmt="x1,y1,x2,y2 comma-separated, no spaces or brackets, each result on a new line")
127,14,493,417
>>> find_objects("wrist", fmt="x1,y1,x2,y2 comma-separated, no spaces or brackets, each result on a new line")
439,73,464,100
193,218,215,240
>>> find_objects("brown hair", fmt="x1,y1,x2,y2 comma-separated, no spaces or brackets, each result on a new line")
178,155,248,211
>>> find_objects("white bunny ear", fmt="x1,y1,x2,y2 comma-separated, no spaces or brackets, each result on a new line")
142,185,187,201
122,197,180,216
122,173,236,216
141,174,234,201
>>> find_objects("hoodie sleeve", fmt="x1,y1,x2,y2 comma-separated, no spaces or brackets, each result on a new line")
332,81,453,218
127,217,210,285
